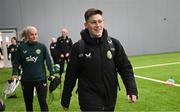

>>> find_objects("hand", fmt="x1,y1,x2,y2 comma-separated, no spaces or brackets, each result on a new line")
11,75,18,80
60,54,64,58
0,55,4,60
65,53,69,57
62,106,69,111
48,75,55,81
128,95,137,103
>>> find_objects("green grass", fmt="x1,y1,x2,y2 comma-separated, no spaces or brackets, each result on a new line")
0,52,180,111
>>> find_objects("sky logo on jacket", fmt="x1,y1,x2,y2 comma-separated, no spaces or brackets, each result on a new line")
26,56,38,63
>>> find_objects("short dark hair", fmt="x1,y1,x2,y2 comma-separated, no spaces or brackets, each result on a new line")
11,37,17,41
84,8,103,21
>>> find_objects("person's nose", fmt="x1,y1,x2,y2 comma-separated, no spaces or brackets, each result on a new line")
96,22,101,28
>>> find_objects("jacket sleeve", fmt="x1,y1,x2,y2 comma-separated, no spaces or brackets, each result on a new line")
113,38,138,96
12,45,21,75
44,45,54,76
7,46,10,57
61,43,79,108
66,38,73,54
69,38,73,48
56,37,63,55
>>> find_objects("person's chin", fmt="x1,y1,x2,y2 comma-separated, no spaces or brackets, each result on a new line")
30,40,37,43
96,34,102,38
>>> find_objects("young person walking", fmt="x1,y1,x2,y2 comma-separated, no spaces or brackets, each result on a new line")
12,26,54,111
61,8,138,111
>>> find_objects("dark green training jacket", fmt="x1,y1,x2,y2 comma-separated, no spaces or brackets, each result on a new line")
12,42,54,81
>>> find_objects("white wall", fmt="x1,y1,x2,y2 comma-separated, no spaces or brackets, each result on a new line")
0,0,180,55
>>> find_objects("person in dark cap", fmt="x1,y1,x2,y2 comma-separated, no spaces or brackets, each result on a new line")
61,8,138,111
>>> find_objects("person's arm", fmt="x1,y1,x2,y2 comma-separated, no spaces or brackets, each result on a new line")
69,38,73,48
56,37,62,52
49,43,52,55
0,50,4,60
0,48,3,55
61,43,79,109
7,46,11,60
12,45,21,79
113,39,138,102
44,45,54,76
65,38,73,58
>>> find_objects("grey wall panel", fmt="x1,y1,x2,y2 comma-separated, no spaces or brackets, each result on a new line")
0,0,22,29
0,0,180,56
20,0,64,46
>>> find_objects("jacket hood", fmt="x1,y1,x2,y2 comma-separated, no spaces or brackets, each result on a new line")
80,28,108,45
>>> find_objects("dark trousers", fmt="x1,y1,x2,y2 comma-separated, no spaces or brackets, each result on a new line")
58,57,69,76
21,80,48,111
51,55,58,64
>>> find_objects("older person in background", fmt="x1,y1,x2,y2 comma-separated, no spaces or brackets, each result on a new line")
56,28,73,78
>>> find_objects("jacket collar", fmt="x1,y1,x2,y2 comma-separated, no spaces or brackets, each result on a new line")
80,28,108,45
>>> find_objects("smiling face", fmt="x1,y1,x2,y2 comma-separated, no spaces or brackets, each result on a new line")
26,26,38,43
84,14,104,38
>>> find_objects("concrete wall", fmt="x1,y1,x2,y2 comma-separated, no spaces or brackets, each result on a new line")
0,0,180,55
